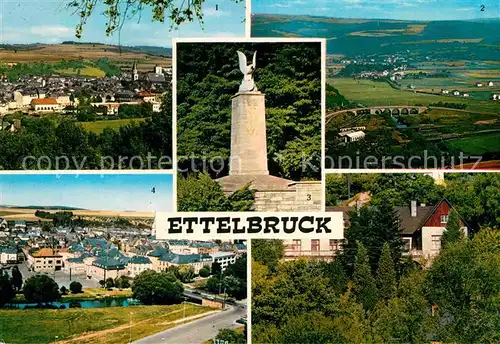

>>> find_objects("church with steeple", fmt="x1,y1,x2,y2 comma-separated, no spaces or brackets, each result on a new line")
132,61,139,81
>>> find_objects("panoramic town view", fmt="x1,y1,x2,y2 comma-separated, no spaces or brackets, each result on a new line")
0,0,245,170
0,173,247,343
252,0,500,168
252,172,500,343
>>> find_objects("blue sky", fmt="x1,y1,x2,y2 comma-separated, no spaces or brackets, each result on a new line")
0,0,245,46
252,0,499,21
0,173,173,212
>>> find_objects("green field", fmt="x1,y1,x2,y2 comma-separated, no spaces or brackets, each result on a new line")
13,288,133,303
0,304,215,344
79,118,147,134
329,78,500,113
445,133,500,155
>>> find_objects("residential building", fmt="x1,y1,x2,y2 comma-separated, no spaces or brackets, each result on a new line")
300,198,471,262
137,91,156,103
149,249,212,274
88,256,129,280
339,130,365,143
0,247,18,264
397,199,469,259
127,255,152,277
283,238,341,261
26,248,63,272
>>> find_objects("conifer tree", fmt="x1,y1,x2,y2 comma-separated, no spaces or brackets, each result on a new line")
442,210,463,248
342,198,403,275
376,242,397,301
11,265,23,292
353,242,378,311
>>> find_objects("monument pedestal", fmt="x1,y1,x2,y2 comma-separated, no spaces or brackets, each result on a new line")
229,91,268,175
215,82,321,212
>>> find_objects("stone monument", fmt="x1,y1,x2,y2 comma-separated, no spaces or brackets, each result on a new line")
230,51,268,176
216,51,321,211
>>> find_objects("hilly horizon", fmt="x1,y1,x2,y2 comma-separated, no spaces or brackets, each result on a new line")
0,41,172,57
0,205,86,211
252,14,500,59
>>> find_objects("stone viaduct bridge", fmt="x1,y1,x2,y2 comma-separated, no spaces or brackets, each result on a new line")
326,106,428,124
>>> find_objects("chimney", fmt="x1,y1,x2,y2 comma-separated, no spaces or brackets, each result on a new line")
411,200,417,217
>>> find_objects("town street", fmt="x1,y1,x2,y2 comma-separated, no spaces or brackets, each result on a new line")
132,304,246,344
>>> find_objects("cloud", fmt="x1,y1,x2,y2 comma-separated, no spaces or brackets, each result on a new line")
29,25,72,37
270,0,306,8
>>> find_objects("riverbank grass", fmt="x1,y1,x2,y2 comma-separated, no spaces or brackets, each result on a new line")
13,287,133,302
0,303,215,344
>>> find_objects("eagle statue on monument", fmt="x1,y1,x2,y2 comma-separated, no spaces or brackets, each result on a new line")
237,51,258,92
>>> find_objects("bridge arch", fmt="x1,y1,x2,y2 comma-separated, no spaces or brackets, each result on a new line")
410,108,419,114
392,108,400,115
401,108,409,115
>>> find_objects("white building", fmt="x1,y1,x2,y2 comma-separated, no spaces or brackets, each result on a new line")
127,256,152,277
0,247,18,265
31,98,60,112
283,239,341,261
14,90,45,108
210,252,237,271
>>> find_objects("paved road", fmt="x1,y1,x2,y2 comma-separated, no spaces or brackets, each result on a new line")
133,305,246,344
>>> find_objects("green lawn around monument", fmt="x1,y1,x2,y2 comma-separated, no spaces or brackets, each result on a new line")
0,304,214,344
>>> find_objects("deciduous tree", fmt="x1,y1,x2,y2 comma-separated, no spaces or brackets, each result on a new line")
23,275,60,304
132,270,183,305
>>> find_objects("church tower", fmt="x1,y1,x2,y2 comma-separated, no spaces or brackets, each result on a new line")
132,61,139,81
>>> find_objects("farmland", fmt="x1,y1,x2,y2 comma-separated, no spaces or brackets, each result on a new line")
252,15,500,61
328,78,500,113
0,43,171,71
79,118,148,134
0,207,154,221
445,133,500,155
